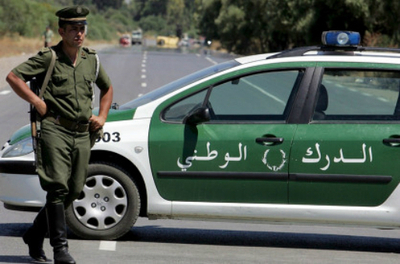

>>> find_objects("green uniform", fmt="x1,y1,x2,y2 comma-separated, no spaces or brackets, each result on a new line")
12,41,111,206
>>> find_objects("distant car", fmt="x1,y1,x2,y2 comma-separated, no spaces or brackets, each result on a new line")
157,35,179,47
119,35,130,46
131,29,142,45
3,31,400,240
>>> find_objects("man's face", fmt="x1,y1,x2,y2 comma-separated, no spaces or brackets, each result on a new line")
59,24,86,48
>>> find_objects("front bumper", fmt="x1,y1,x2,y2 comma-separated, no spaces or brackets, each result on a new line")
0,153,45,210
0,159,36,174
0,171,45,209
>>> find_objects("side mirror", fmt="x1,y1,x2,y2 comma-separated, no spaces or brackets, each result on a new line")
183,107,210,125
111,102,119,109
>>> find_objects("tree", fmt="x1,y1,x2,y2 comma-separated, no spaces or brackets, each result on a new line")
92,0,124,10
195,0,395,55
167,0,184,38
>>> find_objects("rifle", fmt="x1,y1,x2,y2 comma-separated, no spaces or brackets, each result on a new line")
29,48,56,156
30,78,39,154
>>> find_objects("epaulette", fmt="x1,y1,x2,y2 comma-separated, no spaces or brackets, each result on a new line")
83,47,97,54
38,47,52,56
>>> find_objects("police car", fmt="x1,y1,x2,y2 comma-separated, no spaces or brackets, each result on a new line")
2,31,400,240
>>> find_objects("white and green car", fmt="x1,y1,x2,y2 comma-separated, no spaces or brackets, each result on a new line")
2,31,400,240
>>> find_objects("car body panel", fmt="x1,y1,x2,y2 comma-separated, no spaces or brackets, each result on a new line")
290,124,400,206
150,123,296,203
170,183,400,227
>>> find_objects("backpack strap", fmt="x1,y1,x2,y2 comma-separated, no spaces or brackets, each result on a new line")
39,48,56,99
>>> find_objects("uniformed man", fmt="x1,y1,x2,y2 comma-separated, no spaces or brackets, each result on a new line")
6,5,113,264
43,26,54,47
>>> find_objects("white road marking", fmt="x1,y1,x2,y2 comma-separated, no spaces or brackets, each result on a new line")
242,79,285,106
0,90,11,95
141,53,147,88
205,56,217,65
99,241,116,251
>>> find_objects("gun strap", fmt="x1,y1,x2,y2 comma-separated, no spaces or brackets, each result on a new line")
39,49,56,99
92,54,100,109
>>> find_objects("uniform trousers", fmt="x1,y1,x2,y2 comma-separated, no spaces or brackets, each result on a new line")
36,118,91,207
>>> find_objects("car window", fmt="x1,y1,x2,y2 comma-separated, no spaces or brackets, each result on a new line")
119,60,239,110
313,69,400,121
163,89,208,121
208,70,302,121
163,70,304,123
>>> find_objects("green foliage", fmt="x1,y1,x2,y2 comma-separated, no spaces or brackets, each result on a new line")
0,0,57,37
2,0,400,55
92,0,123,10
0,0,120,41
87,13,116,40
139,15,167,33
195,0,400,55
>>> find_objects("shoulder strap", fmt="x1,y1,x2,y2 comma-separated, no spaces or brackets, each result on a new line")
92,53,100,108
95,53,100,79
39,49,56,99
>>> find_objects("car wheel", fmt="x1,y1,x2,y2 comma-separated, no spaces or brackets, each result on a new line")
66,163,140,240
158,39,165,46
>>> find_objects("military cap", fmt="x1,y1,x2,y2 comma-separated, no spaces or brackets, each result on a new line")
56,5,89,25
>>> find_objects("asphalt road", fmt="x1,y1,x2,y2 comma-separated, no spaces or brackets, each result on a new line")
1,44,400,264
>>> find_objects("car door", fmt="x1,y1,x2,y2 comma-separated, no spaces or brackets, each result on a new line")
148,67,312,204
289,65,400,206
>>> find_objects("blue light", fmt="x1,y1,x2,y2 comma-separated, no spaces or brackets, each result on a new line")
322,31,361,46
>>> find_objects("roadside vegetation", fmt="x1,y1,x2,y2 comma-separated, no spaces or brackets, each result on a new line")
0,0,400,57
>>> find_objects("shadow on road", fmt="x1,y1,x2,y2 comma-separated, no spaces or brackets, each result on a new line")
121,225,400,254
1,222,400,256
0,255,34,263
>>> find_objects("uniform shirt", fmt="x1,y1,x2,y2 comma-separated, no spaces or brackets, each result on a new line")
12,41,111,122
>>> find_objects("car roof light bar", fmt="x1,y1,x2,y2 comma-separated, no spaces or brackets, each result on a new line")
267,30,400,60
267,46,400,59
321,31,360,46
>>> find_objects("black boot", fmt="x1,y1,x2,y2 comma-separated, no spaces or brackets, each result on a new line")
22,207,48,262
46,203,76,264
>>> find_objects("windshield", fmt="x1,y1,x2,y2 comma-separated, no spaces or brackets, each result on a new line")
119,60,240,110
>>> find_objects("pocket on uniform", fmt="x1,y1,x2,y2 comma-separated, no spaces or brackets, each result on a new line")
51,74,69,95
84,74,95,97
84,74,95,85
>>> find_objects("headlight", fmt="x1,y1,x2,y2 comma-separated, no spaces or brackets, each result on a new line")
2,137,33,158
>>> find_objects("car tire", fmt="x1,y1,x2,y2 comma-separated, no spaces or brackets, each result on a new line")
158,39,165,46
66,163,140,240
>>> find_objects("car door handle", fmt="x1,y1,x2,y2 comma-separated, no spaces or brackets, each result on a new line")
383,138,400,146
255,137,284,145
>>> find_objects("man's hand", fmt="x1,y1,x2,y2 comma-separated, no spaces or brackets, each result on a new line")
35,100,48,117
89,85,113,132
89,115,106,132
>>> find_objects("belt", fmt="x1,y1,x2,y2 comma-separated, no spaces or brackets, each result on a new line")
45,113,89,132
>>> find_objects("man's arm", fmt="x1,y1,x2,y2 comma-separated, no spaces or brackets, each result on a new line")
89,85,113,131
6,72,47,116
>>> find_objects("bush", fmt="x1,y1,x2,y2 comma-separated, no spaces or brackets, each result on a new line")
139,15,166,33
